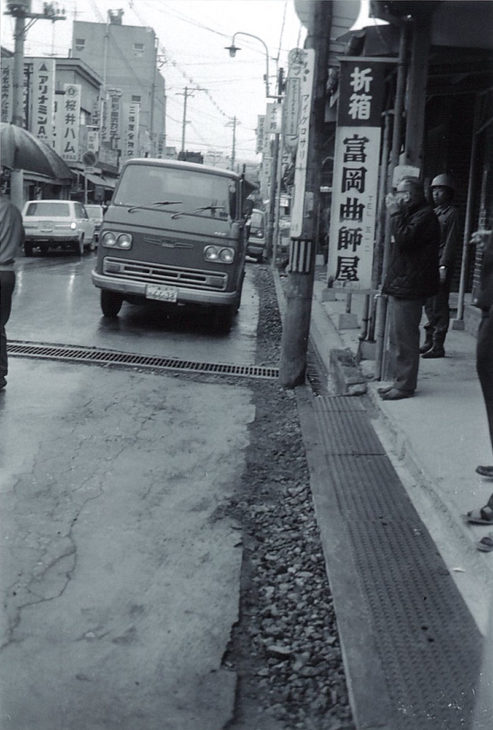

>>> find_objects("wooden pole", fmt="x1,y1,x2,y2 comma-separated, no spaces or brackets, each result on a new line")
279,1,331,388
404,16,431,169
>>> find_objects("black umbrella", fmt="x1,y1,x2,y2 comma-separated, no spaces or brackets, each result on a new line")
0,123,74,181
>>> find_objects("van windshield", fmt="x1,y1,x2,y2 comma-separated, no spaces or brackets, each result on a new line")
114,165,233,219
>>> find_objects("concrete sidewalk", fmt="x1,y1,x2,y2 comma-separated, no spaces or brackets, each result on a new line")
308,267,493,636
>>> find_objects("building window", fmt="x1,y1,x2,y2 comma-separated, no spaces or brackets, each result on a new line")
131,95,141,103
133,43,144,57
75,38,85,51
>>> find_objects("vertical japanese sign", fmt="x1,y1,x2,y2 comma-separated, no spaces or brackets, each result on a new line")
31,58,55,144
282,48,304,152
290,48,315,239
1,58,12,123
259,103,276,199
87,128,100,154
61,83,81,162
123,102,140,160
104,88,121,147
256,114,265,154
327,60,384,289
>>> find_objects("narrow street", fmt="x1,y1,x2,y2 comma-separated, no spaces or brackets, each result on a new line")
1,254,260,729
0,257,353,730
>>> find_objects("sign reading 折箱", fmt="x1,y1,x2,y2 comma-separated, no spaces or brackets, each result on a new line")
327,60,385,289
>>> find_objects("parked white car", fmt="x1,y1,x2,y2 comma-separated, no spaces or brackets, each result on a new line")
22,199,95,256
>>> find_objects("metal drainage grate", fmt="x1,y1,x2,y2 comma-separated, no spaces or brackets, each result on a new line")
7,341,280,380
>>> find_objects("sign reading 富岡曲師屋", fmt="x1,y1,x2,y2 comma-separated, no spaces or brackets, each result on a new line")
327,60,385,290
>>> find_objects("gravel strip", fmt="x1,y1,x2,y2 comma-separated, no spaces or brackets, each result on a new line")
223,264,355,730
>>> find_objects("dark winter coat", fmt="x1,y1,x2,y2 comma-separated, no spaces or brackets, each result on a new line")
383,202,440,300
476,231,493,309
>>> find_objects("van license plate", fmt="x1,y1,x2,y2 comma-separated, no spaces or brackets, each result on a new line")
146,283,178,302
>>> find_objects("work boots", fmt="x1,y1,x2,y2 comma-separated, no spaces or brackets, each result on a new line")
421,334,445,359
419,332,433,354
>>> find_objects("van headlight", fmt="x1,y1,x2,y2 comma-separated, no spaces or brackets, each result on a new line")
101,231,133,249
203,245,234,264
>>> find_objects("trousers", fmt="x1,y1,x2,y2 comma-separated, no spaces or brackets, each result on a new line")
388,295,425,393
0,270,15,378
477,307,493,453
423,280,451,346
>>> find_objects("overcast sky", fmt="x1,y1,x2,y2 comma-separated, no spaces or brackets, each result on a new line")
2,0,311,160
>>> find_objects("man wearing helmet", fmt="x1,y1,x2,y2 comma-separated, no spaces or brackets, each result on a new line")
420,174,460,358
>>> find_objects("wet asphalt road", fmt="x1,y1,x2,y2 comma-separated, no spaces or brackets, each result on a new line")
10,251,259,364
1,251,262,729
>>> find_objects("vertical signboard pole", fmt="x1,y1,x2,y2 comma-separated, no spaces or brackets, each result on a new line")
326,59,385,292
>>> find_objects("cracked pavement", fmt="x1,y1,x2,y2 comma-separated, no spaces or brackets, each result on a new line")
0,358,254,729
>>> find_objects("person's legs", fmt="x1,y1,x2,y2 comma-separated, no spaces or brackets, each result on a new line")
0,271,15,381
390,296,424,393
422,283,450,357
421,296,436,352
477,308,493,452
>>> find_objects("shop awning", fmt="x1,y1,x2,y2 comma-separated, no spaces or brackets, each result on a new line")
82,171,117,190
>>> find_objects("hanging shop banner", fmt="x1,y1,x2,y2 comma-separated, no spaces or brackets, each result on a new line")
61,83,81,162
260,103,275,198
282,48,305,152
104,88,122,146
256,114,265,154
1,58,12,123
31,58,55,144
327,60,385,289
290,48,315,238
87,127,100,153
123,102,140,160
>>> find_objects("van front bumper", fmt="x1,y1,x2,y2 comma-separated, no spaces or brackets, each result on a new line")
91,270,239,306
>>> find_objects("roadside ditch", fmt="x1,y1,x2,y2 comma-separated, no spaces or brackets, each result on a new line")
222,264,355,730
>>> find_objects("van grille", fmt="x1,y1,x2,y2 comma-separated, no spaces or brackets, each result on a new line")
103,256,227,291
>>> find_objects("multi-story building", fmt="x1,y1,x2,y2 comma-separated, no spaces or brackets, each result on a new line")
71,10,166,163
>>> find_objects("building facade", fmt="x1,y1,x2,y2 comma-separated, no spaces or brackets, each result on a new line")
71,11,166,163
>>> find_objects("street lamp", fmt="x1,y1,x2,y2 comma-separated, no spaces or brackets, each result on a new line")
224,32,280,99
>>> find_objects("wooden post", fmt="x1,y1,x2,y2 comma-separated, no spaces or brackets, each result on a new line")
279,1,331,388
404,16,431,169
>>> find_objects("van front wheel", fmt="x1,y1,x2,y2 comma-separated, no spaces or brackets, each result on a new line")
213,304,235,333
101,290,123,318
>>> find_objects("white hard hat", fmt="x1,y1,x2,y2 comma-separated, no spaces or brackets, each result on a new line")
431,174,455,190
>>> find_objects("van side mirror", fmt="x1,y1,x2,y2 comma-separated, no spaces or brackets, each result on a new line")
229,191,237,219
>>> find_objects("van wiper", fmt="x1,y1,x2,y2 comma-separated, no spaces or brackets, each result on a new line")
171,204,225,220
127,201,182,214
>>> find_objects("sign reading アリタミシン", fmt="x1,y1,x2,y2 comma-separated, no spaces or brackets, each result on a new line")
327,60,385,290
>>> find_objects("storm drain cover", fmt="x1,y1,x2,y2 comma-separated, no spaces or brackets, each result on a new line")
310,395,482,729
7,340,279,380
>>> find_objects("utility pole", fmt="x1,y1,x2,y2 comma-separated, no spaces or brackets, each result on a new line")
231,116,236,170
176,86,206,157
5,0,65,210
178,86,191,155
279,1,331,388
226,116,238,170
265,69,283,261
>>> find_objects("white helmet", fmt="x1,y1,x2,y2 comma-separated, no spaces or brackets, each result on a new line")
431,174,455,191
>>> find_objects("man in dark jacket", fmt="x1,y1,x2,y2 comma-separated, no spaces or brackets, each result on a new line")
420,174,461,358
379,177,440,400
0,188,24,391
